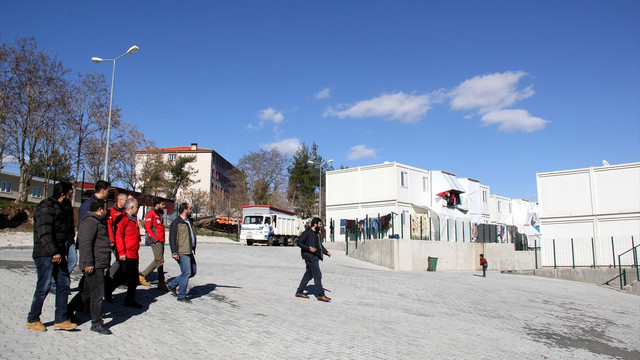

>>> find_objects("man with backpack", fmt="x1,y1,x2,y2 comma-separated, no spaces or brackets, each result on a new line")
139,197,168,291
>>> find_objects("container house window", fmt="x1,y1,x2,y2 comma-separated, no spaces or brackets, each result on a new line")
401,171,408,188
0,181,11,193
482,190,487,203
423,176,429,192
498,201,502,213
32,186,43,198
509,203,512,214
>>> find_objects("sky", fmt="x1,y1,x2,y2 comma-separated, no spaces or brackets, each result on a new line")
1,1,639,201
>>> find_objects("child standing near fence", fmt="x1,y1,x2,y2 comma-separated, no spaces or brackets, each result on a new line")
480,254,488,277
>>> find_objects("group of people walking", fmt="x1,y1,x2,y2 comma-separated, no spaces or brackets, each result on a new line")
26,181,198,335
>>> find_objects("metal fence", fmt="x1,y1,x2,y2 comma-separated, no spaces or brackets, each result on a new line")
540,235,639,268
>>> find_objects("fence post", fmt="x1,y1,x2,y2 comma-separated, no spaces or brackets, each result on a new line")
611,236,616,267
633,236,639,282
401,212,404,239
378,213,381,239
571,238,575,269
455,220,458,242
553,239,557,269
618,253,622,289
355,218,358,250
420,216,423,240
345,225,348,255
591,237,596,268
534,239,538,269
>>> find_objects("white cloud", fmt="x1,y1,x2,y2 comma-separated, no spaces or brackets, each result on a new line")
324,92,440,124
259,108,284,124
262,138,301,155
348,145,378,160
449,71,534,113
246,121,264,131
315,87,331,99
481,109,550,132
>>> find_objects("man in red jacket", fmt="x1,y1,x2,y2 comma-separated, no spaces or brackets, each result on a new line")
140,197,168,290
114,198,142,308
105,193,127,296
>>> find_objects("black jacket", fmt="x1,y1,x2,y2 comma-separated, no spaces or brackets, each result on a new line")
297,227,328,261
77,212,111,269
32,197,74,259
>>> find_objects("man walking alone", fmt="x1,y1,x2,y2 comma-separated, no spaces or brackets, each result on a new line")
167,203,197,303
295,217,331,302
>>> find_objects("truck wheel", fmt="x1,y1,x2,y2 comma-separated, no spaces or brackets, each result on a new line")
267,235,275,246
292,236,298,246
247,240,253,246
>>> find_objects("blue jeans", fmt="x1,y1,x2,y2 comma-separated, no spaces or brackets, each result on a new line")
169,254,196,299
482,263,488,277
51,242,76,289
28,256,71,323
297,257,324,297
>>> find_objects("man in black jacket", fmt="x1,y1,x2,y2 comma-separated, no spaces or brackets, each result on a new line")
295,217,332,302
26,182,77,332
72,199,112,335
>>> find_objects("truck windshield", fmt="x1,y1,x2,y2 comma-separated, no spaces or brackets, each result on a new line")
244,216,263,225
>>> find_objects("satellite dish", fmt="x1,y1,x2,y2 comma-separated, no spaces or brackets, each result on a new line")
602,160,610,166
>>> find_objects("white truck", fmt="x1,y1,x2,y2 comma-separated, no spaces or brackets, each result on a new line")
240,205,304,246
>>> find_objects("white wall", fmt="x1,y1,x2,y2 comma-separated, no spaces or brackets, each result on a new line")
537,162,640,267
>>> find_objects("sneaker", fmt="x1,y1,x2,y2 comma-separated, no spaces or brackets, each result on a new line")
26,321,46,332
53,320,77,331
167,284,178,297
177,297,192,304
90,324,112,335
124,301,143,309
138,275,151,286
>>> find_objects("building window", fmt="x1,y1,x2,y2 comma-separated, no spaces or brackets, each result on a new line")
423,176,429,192
32,186,43,198
401,171,408,188
0,180,11,193
498,201,502,213
402,210,410,225
168,154,176,161
482,190,487,203
509,203,512,214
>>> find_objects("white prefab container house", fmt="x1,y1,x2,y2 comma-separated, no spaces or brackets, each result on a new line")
536,162,640,267
240,205,304,246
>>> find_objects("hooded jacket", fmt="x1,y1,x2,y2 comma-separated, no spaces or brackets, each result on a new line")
77,212,111,269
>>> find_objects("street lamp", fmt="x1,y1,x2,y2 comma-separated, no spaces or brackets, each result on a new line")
308,158,334,224
91,45,139,181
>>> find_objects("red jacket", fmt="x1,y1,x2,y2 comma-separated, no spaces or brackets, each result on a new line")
144,209,165,243
106,206,125,245
116,213,140,259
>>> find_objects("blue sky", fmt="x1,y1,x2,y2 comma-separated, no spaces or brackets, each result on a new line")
2,1,639,200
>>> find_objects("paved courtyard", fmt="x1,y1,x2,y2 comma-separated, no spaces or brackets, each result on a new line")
1,239,638,359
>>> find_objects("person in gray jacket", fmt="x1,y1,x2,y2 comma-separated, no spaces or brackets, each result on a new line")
73,199,112,335
167,202,197,303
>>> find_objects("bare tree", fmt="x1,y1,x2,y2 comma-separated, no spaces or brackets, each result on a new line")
111,124,148,191
0,37,70,202
180,187,212,217
235,148,291,207
66,72,111,184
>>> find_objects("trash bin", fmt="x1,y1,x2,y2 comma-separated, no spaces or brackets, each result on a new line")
427,256,438,271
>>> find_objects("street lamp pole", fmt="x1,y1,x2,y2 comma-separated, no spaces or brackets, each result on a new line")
308,158,333,225
92,45,139,181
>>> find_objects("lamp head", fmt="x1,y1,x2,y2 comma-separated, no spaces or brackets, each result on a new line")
127,45,139,55
327,159,334,163
307,160,314,164
91,57,103,63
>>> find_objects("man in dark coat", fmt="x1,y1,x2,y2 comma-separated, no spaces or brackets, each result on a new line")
26,182,77,332
295,217,332,302
72,198,112,334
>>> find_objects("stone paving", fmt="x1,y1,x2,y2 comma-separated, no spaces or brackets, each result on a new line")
1,240,639,359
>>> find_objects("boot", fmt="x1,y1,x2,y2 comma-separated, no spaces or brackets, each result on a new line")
138,275,151,286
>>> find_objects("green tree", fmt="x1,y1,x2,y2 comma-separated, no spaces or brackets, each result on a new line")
136,148,168,197
166,155,199,201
